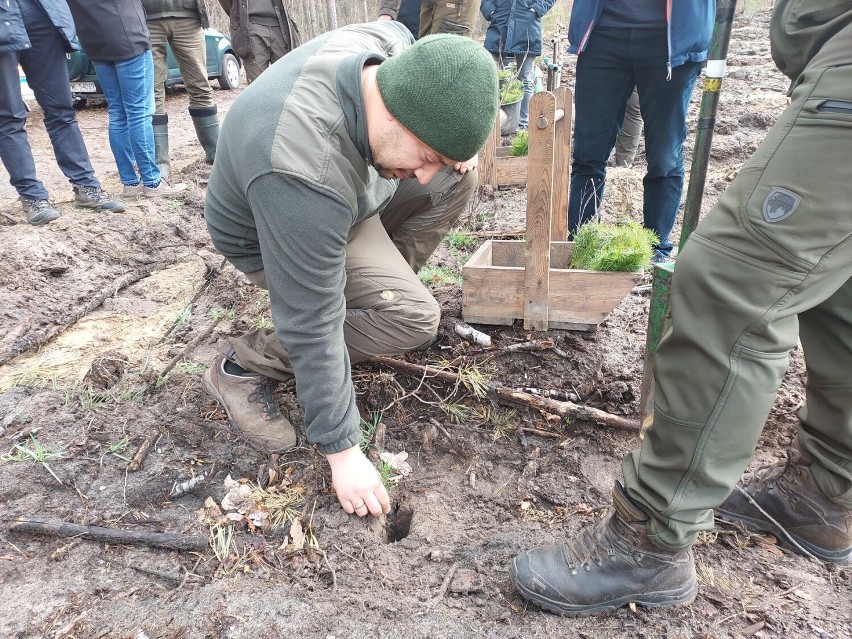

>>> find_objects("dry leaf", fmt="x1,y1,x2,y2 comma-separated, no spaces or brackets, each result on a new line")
290,518,305,550
379,450,412,477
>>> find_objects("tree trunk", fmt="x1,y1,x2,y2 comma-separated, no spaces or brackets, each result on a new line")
326,0,339,30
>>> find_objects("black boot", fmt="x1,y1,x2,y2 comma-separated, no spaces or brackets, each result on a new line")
510,483,697,616
152,114,170,178
717,450,852,565
190,106,219,165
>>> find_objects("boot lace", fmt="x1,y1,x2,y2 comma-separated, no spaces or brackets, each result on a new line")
248,378,281,420
80,186,108,203
745,450,802,494
560,514,642,573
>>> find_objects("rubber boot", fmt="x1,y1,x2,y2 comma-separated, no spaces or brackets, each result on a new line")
152,114,171,178
190,106,219,165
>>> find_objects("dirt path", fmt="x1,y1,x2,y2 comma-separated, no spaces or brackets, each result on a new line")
1,12,849,639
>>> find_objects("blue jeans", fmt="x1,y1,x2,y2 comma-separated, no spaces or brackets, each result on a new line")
0,0,99,200
94,50,160,187
568,27,701,256
495,52,536,129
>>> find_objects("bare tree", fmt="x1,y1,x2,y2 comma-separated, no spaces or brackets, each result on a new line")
326,0,340,30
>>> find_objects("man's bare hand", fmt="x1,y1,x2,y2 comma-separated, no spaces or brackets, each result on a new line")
377,14,393,20
454,154,479,174
326,445,391,517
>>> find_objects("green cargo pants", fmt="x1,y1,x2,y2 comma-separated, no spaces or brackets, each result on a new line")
418,0,481,38
623,22,852,552
243,22,290,84
148,17,214,114
226,167,476,380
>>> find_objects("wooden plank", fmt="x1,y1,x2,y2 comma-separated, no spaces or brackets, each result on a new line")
463,239,493,268
462,264,524,323
551,86,572,241
523,91,556,331
496,146,513,158
495,157,528,186
479,114,501,189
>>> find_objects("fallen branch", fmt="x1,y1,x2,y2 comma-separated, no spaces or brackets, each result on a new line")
0,262,167,366
126,429,161,472
157,257,226,345
368,356,639,431
429,561,459,609
158,316,221,379
11,517,209,552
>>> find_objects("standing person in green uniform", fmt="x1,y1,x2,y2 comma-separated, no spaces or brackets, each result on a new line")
379,0,481,38
510,0,852,617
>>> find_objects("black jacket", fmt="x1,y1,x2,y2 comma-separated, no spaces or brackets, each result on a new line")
218,0,300,60
67,0,150,62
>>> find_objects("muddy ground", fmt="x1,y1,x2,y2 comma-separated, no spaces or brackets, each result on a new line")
1,11,849,639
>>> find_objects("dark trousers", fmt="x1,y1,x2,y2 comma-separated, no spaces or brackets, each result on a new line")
568,27,701,256
0,0,98,200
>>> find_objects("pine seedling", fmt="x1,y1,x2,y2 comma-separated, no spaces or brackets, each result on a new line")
569,220,658,272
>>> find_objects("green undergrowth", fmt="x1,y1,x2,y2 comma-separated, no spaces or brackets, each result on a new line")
569,220,657,272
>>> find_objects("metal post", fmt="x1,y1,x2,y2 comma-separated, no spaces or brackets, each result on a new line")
639,0,738,439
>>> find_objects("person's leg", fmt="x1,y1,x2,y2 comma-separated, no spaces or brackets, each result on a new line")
242,24,268,84
424,0,478,36
146,19,171,116
796,280,852,507
633,28,701,257
267,23,290,65
514,52,536,130
19,9,99,189
169,17,214,109
567,27,635,235
614,87,642,167
417,0,436,37
114,51,160,187
0,50,48,201
92,60,139,186
623,56,852,554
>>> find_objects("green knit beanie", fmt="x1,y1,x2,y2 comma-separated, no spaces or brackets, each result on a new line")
376,34,498,162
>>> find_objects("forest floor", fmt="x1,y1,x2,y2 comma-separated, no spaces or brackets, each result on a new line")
0,11,849,639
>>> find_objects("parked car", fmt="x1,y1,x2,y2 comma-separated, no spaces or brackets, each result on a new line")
66,28,241,108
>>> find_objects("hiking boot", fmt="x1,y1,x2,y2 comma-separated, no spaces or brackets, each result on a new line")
20,198,60,225
510,483,698,616
203,354,297,453
73,185,125,212
143,178,187,198
716,451,852,565
122,183,144,198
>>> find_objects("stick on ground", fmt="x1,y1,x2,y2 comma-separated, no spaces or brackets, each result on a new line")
368,356,639,431
11,517,209,552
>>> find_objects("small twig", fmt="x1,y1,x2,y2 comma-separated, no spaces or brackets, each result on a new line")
519,426,561,439
455,322,492,347
157,258,226,345
158,317,221,379
519,387,579,402
427,417,455,445
317,547,337,592
169,463,218,498
429,561,459,609
500,339,554,354
127,429,162,472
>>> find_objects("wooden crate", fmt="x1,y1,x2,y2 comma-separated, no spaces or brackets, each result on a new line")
464,88,641,331
462,240,642,331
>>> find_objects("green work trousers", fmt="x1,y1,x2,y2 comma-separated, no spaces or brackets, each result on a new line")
418,0,480,38
227,167,476,380
148,17,214,114
623,23,852,551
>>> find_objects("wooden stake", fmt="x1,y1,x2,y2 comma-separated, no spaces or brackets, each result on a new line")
11,517,209,552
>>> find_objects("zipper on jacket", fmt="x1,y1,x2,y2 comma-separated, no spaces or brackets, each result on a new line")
816,99,852,114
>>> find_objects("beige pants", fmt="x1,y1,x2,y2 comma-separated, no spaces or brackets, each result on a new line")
226,167,476,381
148,17,214,114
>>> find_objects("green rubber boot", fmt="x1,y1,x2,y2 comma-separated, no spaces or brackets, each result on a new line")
190,106,219,165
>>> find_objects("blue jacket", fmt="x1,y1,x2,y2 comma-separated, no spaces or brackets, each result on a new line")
481,0,557,56
567,0,715,70
0,0,79,53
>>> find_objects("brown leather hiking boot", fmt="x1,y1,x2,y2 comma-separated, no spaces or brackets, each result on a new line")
716,451,852,565
203,355,297,453
510,483,697,616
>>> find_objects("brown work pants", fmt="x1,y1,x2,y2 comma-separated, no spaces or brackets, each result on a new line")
418,0,481,38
